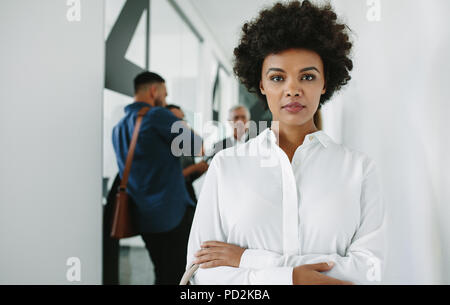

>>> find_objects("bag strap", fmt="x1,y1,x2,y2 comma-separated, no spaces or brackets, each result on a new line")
119,106,151,192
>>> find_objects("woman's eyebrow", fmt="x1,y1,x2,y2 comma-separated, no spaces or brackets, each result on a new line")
300,66,320,74
266,66,320,75
266,67,285,75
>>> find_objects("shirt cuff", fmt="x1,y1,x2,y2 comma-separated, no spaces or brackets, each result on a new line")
250,267,294,285
239,249,278,269
240,250,293,285
240,249,255,268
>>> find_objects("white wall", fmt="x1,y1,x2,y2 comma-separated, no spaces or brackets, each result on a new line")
323,0,450,284
175,0,240,136
0,0,104,284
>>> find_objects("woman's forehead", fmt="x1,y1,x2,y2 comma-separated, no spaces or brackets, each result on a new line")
263,49,324,70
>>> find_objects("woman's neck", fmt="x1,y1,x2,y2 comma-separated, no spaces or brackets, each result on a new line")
271,120,318,162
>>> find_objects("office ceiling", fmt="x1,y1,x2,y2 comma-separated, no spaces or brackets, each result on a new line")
188,0,280,61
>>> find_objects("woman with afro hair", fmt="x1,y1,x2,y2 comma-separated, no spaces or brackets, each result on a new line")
186,0,386,285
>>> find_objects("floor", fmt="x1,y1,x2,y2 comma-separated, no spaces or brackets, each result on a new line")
119,246,155,285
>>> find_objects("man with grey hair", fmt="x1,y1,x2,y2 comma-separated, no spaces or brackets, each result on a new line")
211,105,251,157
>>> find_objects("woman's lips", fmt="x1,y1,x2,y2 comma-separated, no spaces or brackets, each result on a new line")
282,102,305,113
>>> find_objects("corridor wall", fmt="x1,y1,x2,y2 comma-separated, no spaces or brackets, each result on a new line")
0,0,104,284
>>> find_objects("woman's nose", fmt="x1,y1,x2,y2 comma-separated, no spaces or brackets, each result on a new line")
285,79,302,97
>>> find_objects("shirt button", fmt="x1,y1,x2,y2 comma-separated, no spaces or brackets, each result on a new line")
309,136,314,141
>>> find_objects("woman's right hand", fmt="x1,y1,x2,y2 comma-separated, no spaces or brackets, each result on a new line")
293,262,354,285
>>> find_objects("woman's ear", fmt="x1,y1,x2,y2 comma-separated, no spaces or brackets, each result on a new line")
259,80,266,96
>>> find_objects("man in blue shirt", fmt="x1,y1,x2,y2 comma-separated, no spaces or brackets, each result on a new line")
112,72,203,285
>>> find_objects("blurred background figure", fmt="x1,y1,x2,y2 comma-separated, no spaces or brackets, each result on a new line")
211,105,251,157
167,104,209,204
112,72,202,285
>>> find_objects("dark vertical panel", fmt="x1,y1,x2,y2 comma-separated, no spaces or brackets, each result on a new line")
105,0,149,97
212,66,221,122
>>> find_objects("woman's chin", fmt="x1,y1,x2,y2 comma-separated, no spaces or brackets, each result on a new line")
278,115,311,127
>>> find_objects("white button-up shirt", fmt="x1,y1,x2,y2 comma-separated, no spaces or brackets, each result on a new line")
186,128,386,285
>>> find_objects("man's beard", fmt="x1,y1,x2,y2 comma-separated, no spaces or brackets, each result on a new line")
154,98,164,107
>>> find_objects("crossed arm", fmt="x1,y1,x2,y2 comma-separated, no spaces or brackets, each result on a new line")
186,156,386,285
194,219,385,285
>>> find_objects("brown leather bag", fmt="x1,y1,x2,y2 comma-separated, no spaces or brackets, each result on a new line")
111,106,151,239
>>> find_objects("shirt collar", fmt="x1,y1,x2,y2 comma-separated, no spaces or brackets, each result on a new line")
261,127,330,149
125,101,152,114
311,130,329,148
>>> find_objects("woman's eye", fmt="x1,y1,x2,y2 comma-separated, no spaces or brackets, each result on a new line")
270,76,284,82
301,74,316,81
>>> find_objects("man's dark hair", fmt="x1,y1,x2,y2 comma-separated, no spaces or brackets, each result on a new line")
166,104,181,111
134,71,165,94
233,0,353,110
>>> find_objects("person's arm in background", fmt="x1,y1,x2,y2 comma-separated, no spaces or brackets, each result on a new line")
195,158,386,285
182,162,209,179
181,144,209,179
149,108,203,157
186,156,352,285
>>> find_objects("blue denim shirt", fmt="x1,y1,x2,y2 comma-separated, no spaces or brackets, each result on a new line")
112,102,202,233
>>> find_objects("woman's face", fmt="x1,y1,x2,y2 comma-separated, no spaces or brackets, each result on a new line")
260,48,326,127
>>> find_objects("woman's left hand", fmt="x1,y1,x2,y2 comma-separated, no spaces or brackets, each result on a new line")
194,241,246,269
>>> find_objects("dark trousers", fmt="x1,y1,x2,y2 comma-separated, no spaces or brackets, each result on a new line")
141,205,195,285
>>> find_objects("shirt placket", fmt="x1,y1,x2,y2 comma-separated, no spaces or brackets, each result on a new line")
275,145,301,256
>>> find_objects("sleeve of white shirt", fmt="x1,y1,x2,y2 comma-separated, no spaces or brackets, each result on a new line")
186,155,294,285
239,157,387,285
